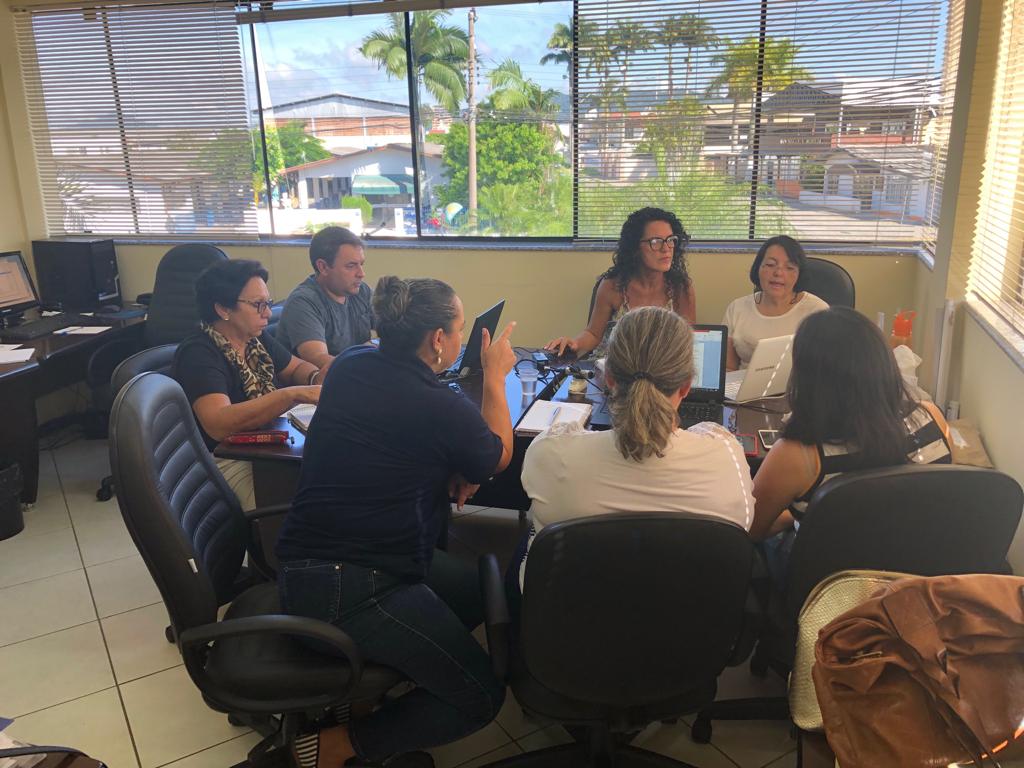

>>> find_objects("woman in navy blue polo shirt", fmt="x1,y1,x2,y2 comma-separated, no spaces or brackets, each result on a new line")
276,276,516,767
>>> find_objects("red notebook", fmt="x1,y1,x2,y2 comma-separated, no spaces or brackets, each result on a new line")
223,430,291,445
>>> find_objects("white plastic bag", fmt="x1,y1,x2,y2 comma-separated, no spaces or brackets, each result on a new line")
892,344,932,401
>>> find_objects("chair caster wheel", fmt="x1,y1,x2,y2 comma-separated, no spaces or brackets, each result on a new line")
165,625,175,644
96,487,113,501
691,716,712,744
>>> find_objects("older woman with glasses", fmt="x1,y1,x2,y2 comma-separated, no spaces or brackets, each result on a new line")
546,207,696,359
171,259,323,509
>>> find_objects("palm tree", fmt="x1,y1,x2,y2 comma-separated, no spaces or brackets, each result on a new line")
607,20,652,85
706,37,810,174
658,13,720,97
540,19,572,71
360,11,469,115
489,59,560,119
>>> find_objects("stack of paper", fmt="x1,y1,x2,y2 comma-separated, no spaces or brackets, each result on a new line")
54,326,109,335
516,400,592,436
287,403,317,433
0,344,34,364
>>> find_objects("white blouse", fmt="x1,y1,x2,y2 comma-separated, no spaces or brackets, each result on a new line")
723,292,829,368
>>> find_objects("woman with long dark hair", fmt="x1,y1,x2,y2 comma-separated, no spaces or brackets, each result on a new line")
749,307,951,541
546,207,696,358
723,235,828,371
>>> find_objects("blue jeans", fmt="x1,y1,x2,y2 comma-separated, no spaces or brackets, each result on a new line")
278,550,505,761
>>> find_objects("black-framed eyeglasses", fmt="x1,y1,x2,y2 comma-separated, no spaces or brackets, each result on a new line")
237,298,275,314
639,235,682,251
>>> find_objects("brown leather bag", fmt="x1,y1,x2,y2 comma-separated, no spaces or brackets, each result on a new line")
812,574,1024,767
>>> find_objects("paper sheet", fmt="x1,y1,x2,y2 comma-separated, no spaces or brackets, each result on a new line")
56,325,110,335
0,348,35,363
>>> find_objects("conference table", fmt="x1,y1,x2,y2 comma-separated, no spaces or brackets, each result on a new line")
214,353,787,510
0,314,145,503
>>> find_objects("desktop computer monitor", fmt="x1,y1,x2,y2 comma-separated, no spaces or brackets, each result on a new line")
0,251,40,322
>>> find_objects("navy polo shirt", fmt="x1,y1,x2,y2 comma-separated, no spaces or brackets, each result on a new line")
276,345,503,580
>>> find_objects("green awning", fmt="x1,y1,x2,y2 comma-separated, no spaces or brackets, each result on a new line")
351,174,414,196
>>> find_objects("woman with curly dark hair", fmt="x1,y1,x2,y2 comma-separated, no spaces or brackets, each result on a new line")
546,207,696,358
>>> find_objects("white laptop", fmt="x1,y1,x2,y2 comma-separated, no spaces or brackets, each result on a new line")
724,334,794,403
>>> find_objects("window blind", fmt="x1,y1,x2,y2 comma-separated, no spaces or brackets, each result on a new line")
968,0,1024,333
575,0,954,245
15,2,257,237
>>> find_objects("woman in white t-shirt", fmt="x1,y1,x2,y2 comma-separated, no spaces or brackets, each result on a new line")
723,236,828,371
519,307,754,588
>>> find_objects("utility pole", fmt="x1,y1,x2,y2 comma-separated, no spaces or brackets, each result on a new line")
467,7,478,229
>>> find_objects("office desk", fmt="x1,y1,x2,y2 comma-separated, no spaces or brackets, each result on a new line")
0,317,145,503
215,360,786,509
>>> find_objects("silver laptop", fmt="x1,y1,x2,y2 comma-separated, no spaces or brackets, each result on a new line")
724,334,794,403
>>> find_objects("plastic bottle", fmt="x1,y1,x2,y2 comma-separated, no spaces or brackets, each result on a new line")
890,310,916,350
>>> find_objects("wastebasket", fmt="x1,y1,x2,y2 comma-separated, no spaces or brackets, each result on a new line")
0,462,24,540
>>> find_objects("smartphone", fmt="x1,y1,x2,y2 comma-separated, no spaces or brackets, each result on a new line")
736,433,758,456
533,351,552,364
758,429,781,450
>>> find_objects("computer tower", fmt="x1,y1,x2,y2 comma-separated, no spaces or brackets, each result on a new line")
31,238,121,311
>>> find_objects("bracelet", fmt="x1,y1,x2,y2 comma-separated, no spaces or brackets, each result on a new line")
307,369,319,385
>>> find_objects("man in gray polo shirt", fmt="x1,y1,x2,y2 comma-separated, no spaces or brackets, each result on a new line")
276,226,373,368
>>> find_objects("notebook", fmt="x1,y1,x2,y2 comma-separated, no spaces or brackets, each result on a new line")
286,403,316,433
724,334,793,403
515,400,592,436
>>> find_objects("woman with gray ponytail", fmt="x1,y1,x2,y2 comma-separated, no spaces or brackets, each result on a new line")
520,307,754,584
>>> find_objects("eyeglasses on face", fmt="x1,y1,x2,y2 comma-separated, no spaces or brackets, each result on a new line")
237,298,275,314
639,235,682,251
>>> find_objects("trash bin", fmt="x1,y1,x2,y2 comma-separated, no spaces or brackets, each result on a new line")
0,462,24,541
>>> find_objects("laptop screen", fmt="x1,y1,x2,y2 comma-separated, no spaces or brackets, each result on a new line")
688,324,727,402
0,251,40,319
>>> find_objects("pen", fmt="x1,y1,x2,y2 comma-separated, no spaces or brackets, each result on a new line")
549,406,562,426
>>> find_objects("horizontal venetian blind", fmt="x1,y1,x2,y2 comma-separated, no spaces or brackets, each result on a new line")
968,0,1024,332
15,2,257,237
575,0,951,244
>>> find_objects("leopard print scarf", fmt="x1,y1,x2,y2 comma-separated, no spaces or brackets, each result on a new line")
202,323,277,400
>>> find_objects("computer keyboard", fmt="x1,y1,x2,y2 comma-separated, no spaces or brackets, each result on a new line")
0,313,107,341
678,402,724,425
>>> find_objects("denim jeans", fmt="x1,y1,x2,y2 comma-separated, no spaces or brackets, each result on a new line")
278,549,505,761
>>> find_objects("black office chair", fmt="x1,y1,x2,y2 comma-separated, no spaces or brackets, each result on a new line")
587,274,603,322
144,243,228,346
799,258,855,308
479,514,756,767
96,344,179,501
109,372,403,763
691,464,1023,746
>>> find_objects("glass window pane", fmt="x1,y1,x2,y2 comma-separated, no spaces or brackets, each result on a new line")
244,16,417,236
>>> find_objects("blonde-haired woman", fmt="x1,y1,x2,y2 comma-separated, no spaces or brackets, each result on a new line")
519,306,754,585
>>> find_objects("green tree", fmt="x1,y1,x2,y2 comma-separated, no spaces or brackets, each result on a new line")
659,13,720,97
488,59,561,120
360,11,469,115
275,121,331,168
637,96,706,180
608,20,652,84
539,19,573,70
435,121,561,208
706,37,810,173
476,171,572,236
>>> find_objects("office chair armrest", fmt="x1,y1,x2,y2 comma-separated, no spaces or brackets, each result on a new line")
179,614,365,705
479,554,511,681
243,504,290,581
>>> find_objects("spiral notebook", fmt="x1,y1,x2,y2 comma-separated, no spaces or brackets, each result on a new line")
286,404,317,433
515,400,591,436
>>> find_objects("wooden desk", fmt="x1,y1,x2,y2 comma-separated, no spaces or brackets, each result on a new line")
0,317,145,502
215,364,567,509
215,357,787,509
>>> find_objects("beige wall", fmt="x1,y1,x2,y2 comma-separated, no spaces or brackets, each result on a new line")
955,313,1024,571
113,242,924,348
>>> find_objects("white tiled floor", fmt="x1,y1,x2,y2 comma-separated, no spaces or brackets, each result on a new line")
1,440,796,768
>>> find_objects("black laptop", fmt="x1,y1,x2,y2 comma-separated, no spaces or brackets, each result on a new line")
441,299,505,380
589,323,728,429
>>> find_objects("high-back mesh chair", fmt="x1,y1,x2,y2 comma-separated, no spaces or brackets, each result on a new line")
692,463,1023,745
479,514,756,767
109,372,403,762
800,258,855,308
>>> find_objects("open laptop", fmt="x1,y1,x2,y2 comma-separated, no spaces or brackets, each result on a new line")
441,299,505,380
724,334,794,403
678,324,728,428
589,323,728,430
